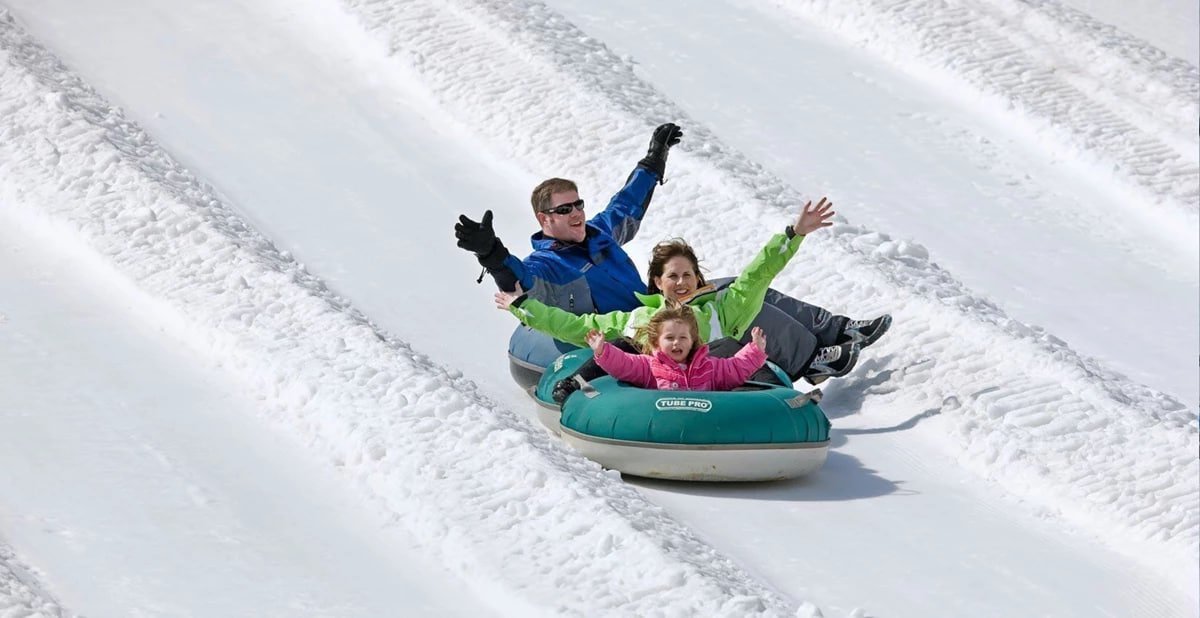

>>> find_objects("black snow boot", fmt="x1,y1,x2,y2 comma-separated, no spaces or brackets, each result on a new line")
551,376,582,404
803,343,861,385
838,315,892,348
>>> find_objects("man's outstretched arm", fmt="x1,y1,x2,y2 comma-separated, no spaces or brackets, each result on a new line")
456,210,571,301
455,210,520,291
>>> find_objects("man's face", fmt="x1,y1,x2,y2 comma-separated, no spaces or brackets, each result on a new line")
537,190,587,243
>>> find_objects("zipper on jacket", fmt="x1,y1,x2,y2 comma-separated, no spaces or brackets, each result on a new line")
569,293,575,311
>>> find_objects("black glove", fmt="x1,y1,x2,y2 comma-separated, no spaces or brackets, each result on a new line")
456,210,497,256
637,122,683,183
455,210,510,271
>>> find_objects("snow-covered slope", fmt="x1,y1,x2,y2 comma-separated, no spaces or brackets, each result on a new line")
0,545,65,618
541,0,1199,407
0,12,805,616
298,0,1199,574
1057,0,1200,64
0,215,495,616
763,0,1199,221
0,0,1195,615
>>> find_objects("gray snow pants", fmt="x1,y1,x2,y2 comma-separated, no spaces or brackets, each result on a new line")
709,278,847,381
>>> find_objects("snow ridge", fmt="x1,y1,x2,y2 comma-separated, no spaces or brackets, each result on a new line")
763,0,1199,226
0,544,67,618
322,0,1198,582
0,12,805,617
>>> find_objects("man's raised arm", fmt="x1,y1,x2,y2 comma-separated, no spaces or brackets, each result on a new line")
588,122,683,245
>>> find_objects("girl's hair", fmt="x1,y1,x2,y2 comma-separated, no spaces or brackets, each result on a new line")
646,239,707,294
634,302,702,357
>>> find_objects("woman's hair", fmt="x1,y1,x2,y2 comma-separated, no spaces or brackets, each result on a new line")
646,239,707,294
634,302,702,357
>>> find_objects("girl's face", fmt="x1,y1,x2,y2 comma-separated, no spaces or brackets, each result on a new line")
656,319,695,364
654,255,699,301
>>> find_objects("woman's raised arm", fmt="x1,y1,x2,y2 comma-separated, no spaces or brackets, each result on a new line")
714,198,835,339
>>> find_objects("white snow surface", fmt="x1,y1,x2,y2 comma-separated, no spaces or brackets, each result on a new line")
1056,0,1200,63
0,0,1196,616
763,0,1199,223
0,213,491,617
538,0,1199,408
0,544,66,618
0,11,799,617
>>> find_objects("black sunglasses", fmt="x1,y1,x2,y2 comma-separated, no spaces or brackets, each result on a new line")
541,199,585,216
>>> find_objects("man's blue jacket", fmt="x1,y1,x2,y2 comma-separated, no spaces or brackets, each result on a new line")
495,167,659,315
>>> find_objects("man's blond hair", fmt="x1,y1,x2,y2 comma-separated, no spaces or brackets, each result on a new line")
530,178,579,214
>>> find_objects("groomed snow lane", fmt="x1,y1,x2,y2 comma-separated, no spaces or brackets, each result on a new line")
0,0,1195,616
0,10,807,616
0,215,491,617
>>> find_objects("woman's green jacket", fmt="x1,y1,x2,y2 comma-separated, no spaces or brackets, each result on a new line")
507,231,805,348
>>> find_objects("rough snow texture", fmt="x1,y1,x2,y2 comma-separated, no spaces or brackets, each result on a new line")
0,545,66,618
763,0,1199,227
1,0,1197,613
321,0,1197,578
0,12,803,618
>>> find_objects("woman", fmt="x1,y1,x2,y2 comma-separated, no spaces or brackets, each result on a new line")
495,198,864,399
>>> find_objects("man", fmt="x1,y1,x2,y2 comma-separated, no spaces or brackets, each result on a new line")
455,123,889,383
456,124,677,315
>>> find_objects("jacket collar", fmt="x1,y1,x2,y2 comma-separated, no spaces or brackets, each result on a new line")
530,224,611,254
635,291,665,307
635,284,717,308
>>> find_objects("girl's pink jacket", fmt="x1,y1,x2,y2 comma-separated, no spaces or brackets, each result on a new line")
593,341,768,391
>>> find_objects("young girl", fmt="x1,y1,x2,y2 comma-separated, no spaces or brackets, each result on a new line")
584,304,769,391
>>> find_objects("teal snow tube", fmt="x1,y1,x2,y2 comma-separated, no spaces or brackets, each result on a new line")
533,350,831,481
